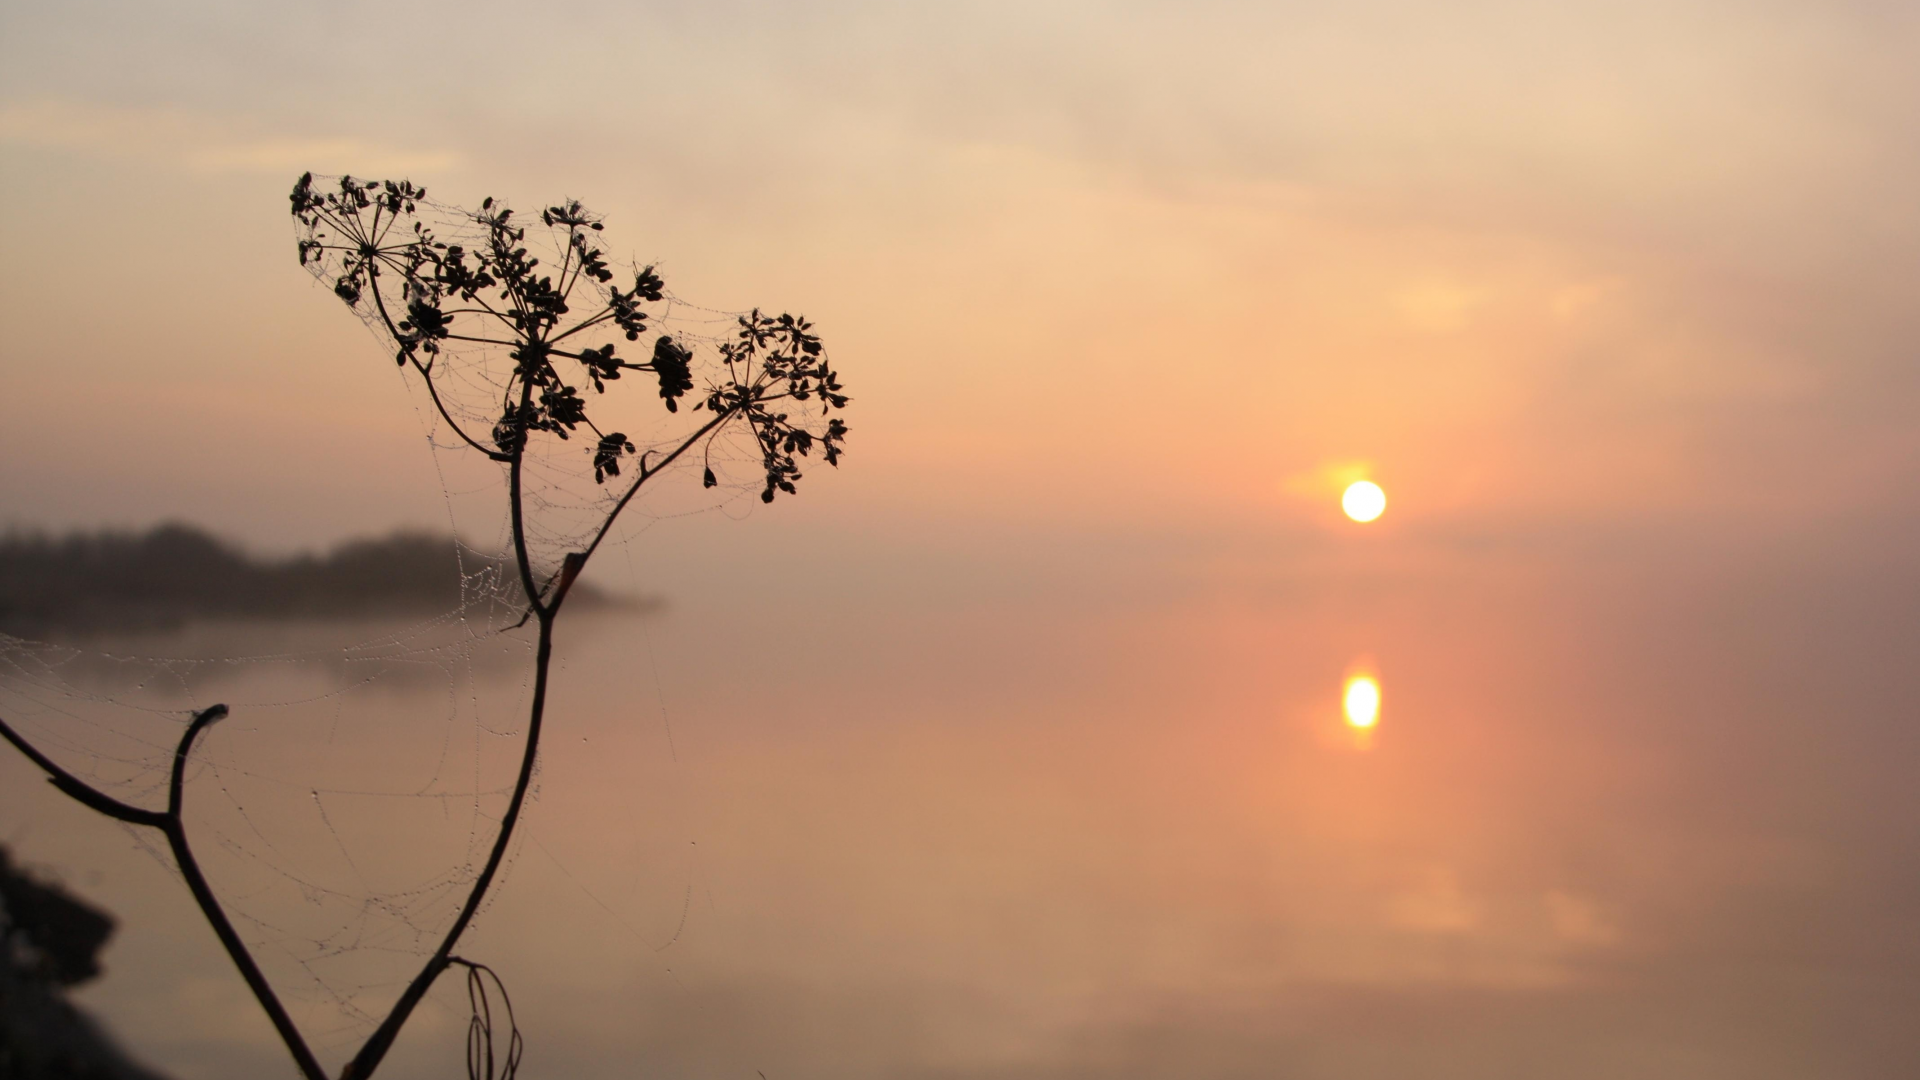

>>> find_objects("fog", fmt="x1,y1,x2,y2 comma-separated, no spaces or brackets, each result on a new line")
2,0,1918,1076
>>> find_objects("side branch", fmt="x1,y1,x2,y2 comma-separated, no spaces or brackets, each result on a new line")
163,705,327,1080
412,358,511,462
576,409,732,570
363,279,508,462
506,410,544,617
2,706,326,1079
0,714,167,827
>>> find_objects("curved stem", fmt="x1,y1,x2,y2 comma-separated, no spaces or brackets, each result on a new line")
340,611,556,1080
365,279,506,462
410,356,510,462
507,447,543,619
0,714,166,827
344,368,552,1078
165,706,327,1080
575,408,731,570
2,706,325,1079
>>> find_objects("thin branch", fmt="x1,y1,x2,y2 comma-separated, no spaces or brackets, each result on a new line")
2,706,325,1079
449,956,523,1080
159,703,328,1076
545,306,616,345
161,706,328,1080
0,713,167,828
506,390,545,619
341,610,557,1080
441,332,526,349
553,225,578,298
438,276,519,328
361,268,508,462
575,408,731,572
488,226,537,341
410,356,511,462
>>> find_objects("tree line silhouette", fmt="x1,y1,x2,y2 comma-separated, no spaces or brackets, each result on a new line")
0,524,634,637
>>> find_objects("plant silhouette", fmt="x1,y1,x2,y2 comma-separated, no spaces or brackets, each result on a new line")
0,173,850,1080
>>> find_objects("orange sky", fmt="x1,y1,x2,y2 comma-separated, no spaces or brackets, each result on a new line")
3,0,1916,565
3,3,1920,1077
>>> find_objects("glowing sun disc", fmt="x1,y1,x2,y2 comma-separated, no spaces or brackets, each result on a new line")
1342,480,1386,522
1343,675,1381,729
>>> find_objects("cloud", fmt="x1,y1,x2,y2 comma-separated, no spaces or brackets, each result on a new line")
0,99,458,176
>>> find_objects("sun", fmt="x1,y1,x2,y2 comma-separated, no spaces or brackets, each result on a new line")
1342,480,1386,522
1343,675,1381,729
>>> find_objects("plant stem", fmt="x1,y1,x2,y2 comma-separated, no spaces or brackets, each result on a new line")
340,608,555,1080
1,707,327,1079
167,709,327,1080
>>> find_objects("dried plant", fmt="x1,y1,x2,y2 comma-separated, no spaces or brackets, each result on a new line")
0,173,851,1080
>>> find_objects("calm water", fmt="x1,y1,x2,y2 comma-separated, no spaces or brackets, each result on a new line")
5,542,1918,1079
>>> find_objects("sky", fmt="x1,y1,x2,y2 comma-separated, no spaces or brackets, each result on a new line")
3,0,1917,554
3,1,1920,1078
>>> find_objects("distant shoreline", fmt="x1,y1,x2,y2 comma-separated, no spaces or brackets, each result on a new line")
0,524,658,638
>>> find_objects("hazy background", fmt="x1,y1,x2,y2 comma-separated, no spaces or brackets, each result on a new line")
2,1,1918,1077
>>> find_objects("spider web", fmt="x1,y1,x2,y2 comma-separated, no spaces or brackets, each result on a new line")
0,608,539,1054
295,178,797,581
0,183,800,1064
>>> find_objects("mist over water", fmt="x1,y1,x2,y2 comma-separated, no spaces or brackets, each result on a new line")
6,508,1916,1078
5,0,1920,1075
